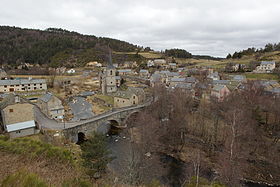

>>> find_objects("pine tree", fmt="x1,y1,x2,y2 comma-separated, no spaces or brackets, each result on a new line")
80,132,113,178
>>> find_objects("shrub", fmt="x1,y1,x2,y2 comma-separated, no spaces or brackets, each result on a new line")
0,137,74,163
0,170,47,187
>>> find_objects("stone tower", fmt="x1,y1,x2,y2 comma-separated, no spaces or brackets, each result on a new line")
100,48,117,95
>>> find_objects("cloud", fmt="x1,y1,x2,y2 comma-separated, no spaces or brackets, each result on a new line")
1,0,280,57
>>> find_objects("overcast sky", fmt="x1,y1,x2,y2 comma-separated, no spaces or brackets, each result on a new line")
1,0,280,57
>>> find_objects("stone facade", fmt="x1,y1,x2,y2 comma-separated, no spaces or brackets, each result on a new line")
100,67,117,94
37,93,65,120
9,127,36,138
113,88,145,108
2,103,35,125
0,79,47,93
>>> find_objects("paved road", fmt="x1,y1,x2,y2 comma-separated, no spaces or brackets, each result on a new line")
68,96,94,121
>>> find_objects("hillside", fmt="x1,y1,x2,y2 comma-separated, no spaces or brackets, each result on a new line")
224,51,280,65
0,26,143,67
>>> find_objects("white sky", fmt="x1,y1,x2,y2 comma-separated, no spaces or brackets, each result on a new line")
1,0,280,57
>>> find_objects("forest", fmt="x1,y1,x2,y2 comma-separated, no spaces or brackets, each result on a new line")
227,42,280,59
120,83,280,186
0,26,142,67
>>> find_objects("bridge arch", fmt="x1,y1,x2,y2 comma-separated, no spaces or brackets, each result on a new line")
123,111,140,127
77,132,86,144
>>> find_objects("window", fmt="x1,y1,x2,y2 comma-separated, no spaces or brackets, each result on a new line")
22,88,25,90
16,130,21,134
110,70,113,75
40,87,42,89
34,87,37,90
4,85,7,88
9,109,13,112
16,85,19,87
10,85,14,87
28,84,30,86
133,96,136,99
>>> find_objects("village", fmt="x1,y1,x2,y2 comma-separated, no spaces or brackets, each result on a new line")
0,48,279,139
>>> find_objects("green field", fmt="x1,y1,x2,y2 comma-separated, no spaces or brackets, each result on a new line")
245,73,279,80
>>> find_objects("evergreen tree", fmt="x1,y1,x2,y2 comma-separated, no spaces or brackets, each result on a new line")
80,132,113,178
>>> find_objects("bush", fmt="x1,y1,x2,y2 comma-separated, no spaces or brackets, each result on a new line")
80,132,114,178
0,170,47,187
0,137,74,163
62,178,93,187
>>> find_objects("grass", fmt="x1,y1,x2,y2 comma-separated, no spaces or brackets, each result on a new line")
94,94,114,106
1,170,48,187
113,51,164,59
0,136,74,163
245,73,279,80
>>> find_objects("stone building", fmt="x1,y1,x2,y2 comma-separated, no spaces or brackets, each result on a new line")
0,94,38,138
100,50,117,95
113,87,145,108
37,93,65,120
0,78,47,93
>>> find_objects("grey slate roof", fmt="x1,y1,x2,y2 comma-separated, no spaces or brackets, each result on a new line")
186,77,197,83
170,77,186,82
175,83,192,89
212,80,230,85
139,69,149,73
118,69,132,73
0,94,24,110
212,85,226,92
39,93,53,103
260,61,275,65
0,79,46,86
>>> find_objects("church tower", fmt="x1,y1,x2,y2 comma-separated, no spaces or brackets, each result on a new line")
100,48,117,95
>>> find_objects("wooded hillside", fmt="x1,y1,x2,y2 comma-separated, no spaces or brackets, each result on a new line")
0,26,142,67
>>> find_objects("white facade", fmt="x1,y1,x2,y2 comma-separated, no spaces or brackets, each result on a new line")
0,79,47,93
255,61,276,73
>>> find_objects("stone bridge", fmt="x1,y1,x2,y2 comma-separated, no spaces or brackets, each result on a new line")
62,102,150,143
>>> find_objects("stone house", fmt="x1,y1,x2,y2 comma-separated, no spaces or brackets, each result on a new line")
154,59,167,67
37,93,64,120
139,69,149,78
168,63,177,70
122,61,137,68
230,75,247,82
168,77,186,88
0,69,7,79
116,76,121,87
207,72,220,81
0,94,38,138
211,85,230,102
0,78,47,93
147,60,155,67
113,87,145,108
255,61,276,73
150,73,163,87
